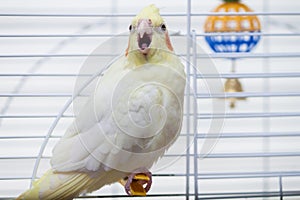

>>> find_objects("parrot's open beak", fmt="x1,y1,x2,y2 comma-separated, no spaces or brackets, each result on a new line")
137,19,153,55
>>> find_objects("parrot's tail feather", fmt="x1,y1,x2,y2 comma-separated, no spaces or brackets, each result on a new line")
17,169,127,200
16,170,91,200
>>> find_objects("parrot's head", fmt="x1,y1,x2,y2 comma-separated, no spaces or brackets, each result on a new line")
126,4,174,64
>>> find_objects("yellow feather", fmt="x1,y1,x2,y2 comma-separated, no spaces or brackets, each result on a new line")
17,170,127,200
132,4,164,27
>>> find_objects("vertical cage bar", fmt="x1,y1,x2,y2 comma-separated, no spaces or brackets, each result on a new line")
192,30,199,200
185,0,192,199
262,0,271,197
279,176,283,200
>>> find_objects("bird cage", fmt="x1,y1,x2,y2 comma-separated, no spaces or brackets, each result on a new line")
1,0,300,199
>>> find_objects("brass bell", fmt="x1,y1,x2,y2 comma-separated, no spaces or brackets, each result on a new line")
224,78,246,108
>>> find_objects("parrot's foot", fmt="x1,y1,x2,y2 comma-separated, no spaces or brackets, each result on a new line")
120,168,152,196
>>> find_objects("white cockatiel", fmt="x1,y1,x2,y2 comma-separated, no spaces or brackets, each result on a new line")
18,4,186,199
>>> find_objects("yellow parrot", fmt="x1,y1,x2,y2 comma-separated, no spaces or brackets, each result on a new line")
17,4,186,199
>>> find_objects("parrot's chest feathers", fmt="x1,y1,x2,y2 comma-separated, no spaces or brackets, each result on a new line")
110,61,185,154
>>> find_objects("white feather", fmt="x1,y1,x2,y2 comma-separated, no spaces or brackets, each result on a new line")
51,55,185,175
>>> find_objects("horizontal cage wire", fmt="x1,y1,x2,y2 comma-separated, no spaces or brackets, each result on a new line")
1,0,300,199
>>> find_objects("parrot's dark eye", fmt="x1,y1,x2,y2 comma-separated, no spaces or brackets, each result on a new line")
129,25,132,32
161,24,167,31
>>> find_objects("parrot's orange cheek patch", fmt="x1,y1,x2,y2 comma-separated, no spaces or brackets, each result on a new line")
165,32,174,52
125,48,129,56
125,40,130,56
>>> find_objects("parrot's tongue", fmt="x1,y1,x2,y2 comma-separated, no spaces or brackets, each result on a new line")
138,33,152,55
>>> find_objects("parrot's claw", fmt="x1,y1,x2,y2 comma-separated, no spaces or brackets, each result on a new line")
123,168,152,196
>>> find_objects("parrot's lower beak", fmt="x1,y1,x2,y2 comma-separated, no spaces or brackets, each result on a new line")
137,19,153,55
138,33,152,55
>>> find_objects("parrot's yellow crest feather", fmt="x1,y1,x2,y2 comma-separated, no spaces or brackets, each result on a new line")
132,4,164,27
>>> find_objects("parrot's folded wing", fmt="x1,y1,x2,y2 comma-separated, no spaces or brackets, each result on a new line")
50,60,184,174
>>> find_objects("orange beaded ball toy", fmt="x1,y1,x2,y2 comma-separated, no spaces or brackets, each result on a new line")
204,0,261,53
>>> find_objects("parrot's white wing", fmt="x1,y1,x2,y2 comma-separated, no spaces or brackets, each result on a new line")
51,56,186,174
